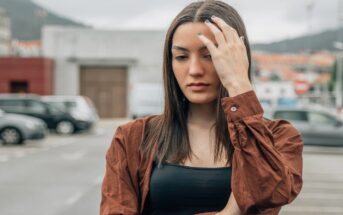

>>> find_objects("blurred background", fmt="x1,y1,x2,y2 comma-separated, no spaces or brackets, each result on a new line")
0,0,342,214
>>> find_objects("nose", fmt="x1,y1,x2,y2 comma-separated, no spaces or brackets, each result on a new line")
188,55,205,77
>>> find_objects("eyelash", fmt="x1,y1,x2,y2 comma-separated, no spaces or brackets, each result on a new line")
175,56,188,61
174,54,212,61
204,54,212,59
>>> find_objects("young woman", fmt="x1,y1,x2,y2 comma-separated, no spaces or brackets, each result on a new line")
100,1,303,214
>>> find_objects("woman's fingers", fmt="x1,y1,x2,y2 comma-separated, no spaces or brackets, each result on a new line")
204,20,226,47
211,15,240,45
197,33,217,55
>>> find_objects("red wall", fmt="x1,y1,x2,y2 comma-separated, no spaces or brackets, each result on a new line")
0,57,54,95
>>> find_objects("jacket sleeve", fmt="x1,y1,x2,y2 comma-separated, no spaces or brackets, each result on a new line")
221,90,303,214
100,126,139,215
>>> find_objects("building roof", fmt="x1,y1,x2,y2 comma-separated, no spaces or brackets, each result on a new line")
252,52,335,67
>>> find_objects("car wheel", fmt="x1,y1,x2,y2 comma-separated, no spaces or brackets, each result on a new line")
0,127,23,145
56,121,75,135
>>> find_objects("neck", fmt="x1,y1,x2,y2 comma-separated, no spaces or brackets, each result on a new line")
187,101,216,128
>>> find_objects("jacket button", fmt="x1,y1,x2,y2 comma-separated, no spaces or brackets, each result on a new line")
230,106,238,112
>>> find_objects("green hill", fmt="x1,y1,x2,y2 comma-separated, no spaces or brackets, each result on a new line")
251,28,343,53
0,0,87,40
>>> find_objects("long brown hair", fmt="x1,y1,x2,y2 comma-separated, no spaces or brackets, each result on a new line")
141,0,252,165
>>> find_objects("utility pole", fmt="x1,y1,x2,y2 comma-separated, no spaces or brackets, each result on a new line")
336,0,343,113
304,0,315,105
306,0,315,53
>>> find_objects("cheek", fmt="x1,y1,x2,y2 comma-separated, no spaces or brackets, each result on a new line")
172,62,187,85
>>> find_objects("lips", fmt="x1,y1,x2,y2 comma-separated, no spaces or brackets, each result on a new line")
187,82,210,91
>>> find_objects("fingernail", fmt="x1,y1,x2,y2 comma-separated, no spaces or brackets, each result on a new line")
204,19,210,24
211,15,216,19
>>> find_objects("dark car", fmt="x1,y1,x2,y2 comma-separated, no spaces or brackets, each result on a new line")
42,95,98,131
0,108,47,144
0,94,93,135
265,107,343,146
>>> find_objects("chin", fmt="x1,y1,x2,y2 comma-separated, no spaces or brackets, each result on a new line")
185,94,217,104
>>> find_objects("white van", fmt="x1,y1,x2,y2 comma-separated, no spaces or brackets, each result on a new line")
130,83,164,119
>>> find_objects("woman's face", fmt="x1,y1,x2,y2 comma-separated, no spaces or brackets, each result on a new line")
171,22,221,105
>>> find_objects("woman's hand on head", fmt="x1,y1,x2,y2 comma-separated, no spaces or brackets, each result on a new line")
197,15,253,96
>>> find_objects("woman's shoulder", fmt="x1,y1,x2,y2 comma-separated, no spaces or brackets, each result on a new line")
115,114,162,145
118,114,161,132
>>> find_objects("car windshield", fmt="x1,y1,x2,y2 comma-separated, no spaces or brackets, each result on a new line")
46,101,67,111
63,101,77,108
46,100,90,112
308,112,337,125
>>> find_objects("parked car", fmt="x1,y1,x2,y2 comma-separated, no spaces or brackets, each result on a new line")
0,94,94,135
264,107,343,146
41,95,99,131
0,108,47,144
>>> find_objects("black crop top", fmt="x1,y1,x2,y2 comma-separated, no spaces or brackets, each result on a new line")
145,162,232,215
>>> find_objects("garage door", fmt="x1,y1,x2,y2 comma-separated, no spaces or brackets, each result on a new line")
80,66,127,118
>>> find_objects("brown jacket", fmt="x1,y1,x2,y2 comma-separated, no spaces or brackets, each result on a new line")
100,90,303,215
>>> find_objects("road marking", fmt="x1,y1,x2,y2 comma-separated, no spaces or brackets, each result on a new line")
283,206,343,213
60,150,86,161
13,151,25,158
299,193,343,200
50,141,72,148
0,155,9,162
93,128,105,136
303,146,343,155
65,192,83,205
0,140,75,162
304,182,343,190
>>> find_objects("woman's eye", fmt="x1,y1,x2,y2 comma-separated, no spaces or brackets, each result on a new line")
175,56,188,61
204,54,212,59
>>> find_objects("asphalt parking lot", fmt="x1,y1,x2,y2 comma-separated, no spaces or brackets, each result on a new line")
0,119,342,215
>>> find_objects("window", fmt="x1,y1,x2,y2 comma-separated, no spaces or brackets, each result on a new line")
274,111,307,122
25,100,46,114
0,99,25,112
308,112,336,125
10,81,29,93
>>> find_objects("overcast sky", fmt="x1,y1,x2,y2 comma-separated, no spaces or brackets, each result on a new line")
32,0,340,43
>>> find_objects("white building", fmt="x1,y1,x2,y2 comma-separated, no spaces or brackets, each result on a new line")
254,81,297,108
42,26,165,118
0,7,11,56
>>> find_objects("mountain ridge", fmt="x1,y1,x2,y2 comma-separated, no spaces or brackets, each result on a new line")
0,0,340,54
0,0,87,40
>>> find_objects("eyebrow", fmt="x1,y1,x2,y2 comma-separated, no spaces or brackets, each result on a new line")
171,45,209,52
